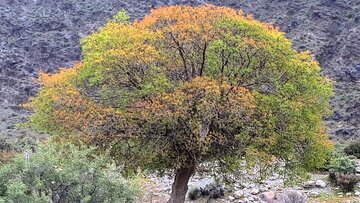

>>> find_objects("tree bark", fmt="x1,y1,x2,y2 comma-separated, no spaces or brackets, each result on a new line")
168,165,195,203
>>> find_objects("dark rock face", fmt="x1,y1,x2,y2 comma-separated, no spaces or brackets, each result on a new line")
0,0,359,139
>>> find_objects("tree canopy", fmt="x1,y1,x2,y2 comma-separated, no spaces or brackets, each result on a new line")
26,5,334,203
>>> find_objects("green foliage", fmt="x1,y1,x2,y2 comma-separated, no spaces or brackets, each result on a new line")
328,155,359,192
344,140,360,158
113,9,130,24
26,5,334,188
0,142,141,203
328,155,356,174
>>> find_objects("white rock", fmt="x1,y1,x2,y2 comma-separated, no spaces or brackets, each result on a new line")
229,196,235,201
259,186,268,192
355,191,360,196
315,180,327,188
234,190,244,199
303,180,316,189
346,192,352,196
355,166,360,173
308,191,319,197
251,188,260,195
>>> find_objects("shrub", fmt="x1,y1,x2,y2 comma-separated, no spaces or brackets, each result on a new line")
187,187,201,200
335,173,359,192
328,155,356,174
327,155,359,192
200,183,225,199
344,141,360,158
0,142,141,203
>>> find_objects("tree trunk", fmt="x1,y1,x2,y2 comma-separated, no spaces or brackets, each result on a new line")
168,165,195,203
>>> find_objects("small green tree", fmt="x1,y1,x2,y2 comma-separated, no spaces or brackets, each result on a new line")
26,5,334,203
0,142,140,203
113,9,130,24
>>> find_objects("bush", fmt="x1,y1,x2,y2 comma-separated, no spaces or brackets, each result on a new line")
0,142,141,203
328,155,356,174
335,173,359,192
344,141,360,158
200,183,225,199
327,155,359,192
187,187,201,200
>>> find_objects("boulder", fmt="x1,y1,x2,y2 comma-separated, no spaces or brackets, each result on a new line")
355,191,360,196
315,180,327,188
276,190,307,203
261,191,276,202
303,180,316,189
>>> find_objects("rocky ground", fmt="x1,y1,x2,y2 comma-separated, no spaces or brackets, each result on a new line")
141,169,360,203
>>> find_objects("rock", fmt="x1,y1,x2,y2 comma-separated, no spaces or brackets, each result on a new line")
346,192,352,196
315,180,327,188
357,182,360,188
234,183,242,189
233,190,244,199
228,196,235,201
269,173,280,181
251,188,260,195
308,191,319,197
355,191,360,196
261,191,276,201
276,190,307,203
356,167,360,173
259,186,268,192
248,183,256,188
303,180,316,189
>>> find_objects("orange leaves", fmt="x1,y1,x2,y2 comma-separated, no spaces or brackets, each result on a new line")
138,4,281,41
139,77,254,125
138,4,242,42
38,62,83,87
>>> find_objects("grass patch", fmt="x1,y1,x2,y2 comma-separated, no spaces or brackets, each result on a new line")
308,192,359,203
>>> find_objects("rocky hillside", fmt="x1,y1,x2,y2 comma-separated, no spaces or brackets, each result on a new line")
0,0,359,144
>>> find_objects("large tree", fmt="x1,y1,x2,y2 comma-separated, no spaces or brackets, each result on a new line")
26,5,334,203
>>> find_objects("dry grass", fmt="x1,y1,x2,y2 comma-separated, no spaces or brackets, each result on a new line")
309,194,360,203
0,150,17,163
